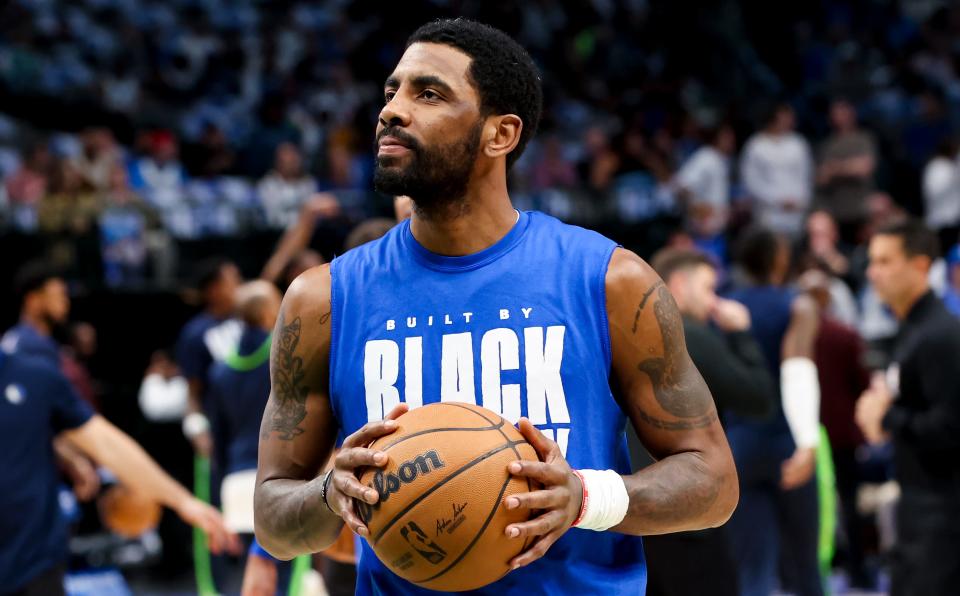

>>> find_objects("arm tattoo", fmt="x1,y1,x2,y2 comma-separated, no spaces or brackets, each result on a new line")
635,408,717,430
637,285,712,419
268,315,308,440
632,281,663,334
319,302,331,325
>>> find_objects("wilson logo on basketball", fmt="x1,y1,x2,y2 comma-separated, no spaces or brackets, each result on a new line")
357,450,445,523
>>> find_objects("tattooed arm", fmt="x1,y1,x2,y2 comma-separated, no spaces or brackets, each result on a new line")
255,265,405,559
608,248,738,535
254,265,339,559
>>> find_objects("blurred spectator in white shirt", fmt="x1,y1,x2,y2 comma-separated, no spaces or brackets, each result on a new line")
741,104,813,236
922,138,960,251
257,142,317,229
127,130,187,211
674,124,736,240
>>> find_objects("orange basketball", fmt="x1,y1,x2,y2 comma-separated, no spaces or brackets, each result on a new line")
357,402,539,592
98,484,162,538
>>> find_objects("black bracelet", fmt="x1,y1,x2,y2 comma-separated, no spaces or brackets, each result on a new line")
320,470,335,513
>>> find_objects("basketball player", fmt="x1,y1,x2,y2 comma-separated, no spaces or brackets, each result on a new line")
0,339,239,595
177,258,242,455
725,228,823,596
255,19,737,594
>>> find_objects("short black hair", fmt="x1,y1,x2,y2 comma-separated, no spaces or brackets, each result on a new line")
651,248,715,282
14,261,63,306
193,258,236,293
875,219,940,261
735,226,784,281
407,18,542,168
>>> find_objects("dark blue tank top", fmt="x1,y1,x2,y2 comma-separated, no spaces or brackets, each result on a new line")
329,210,646,595
725,285,796,484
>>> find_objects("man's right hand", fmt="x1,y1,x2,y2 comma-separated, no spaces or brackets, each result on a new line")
175,496,240,555
712,298,751,332
326,403,408,537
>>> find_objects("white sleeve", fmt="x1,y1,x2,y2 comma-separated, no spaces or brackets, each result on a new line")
138,373,189,422
780,357,821,449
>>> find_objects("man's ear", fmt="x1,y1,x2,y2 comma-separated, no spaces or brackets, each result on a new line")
911,254,933,275
482,114,523,160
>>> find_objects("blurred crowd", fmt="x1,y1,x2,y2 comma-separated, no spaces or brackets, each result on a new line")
3,0,960,594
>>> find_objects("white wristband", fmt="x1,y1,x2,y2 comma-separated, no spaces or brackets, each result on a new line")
572,469,629,531
781,357,821,449
182,412,210,439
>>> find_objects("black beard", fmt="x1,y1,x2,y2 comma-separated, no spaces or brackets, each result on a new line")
373,120,483,219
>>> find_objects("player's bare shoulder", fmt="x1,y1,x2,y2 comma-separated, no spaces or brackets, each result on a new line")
275,262,332,372
604,247,666,338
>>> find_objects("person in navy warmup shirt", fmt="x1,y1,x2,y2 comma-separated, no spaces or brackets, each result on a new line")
0,262,71,367
254,19,738,596
0,349,238,595
176,258,242,455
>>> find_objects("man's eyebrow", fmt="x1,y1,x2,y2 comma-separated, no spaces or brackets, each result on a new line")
383,74,455,96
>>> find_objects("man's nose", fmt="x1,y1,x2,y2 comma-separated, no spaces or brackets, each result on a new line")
379,97,411,129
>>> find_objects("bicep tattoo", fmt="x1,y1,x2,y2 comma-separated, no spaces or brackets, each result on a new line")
267,314,309,440
635,284,716,430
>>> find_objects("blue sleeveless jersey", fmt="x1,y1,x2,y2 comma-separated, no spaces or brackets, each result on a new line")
329,210,646,595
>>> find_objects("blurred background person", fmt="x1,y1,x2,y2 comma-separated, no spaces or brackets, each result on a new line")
0,344,237,596
257,142,317,230
725,227,824,596
856,220,960,596
207,281,287,593
921,138,960,253
640,247,775,596
175,258,242,456
672,124,736,261
741,103,813,237
814,99,877,245
799,269,873,589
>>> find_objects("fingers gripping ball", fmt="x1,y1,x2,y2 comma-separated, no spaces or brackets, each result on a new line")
357,403,539,592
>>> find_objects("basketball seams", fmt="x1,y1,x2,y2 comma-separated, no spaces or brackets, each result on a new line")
442,401,501,426
375,424,504,451
372,439,527,545
442,403,537,535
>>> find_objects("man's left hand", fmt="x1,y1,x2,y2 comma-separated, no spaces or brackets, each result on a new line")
856,376,892,445
780,447,815,490
503,418,583,570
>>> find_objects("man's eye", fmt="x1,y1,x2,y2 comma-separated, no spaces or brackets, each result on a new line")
421,90,439,100
384,92,396,103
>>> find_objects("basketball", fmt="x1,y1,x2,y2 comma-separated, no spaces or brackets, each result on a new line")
356,403,539,592
98,484,163,539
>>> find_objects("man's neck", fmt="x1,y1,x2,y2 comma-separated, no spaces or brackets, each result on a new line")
206,305,231,319
893,285,930,320
20,313,50,336
408,177,517,256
